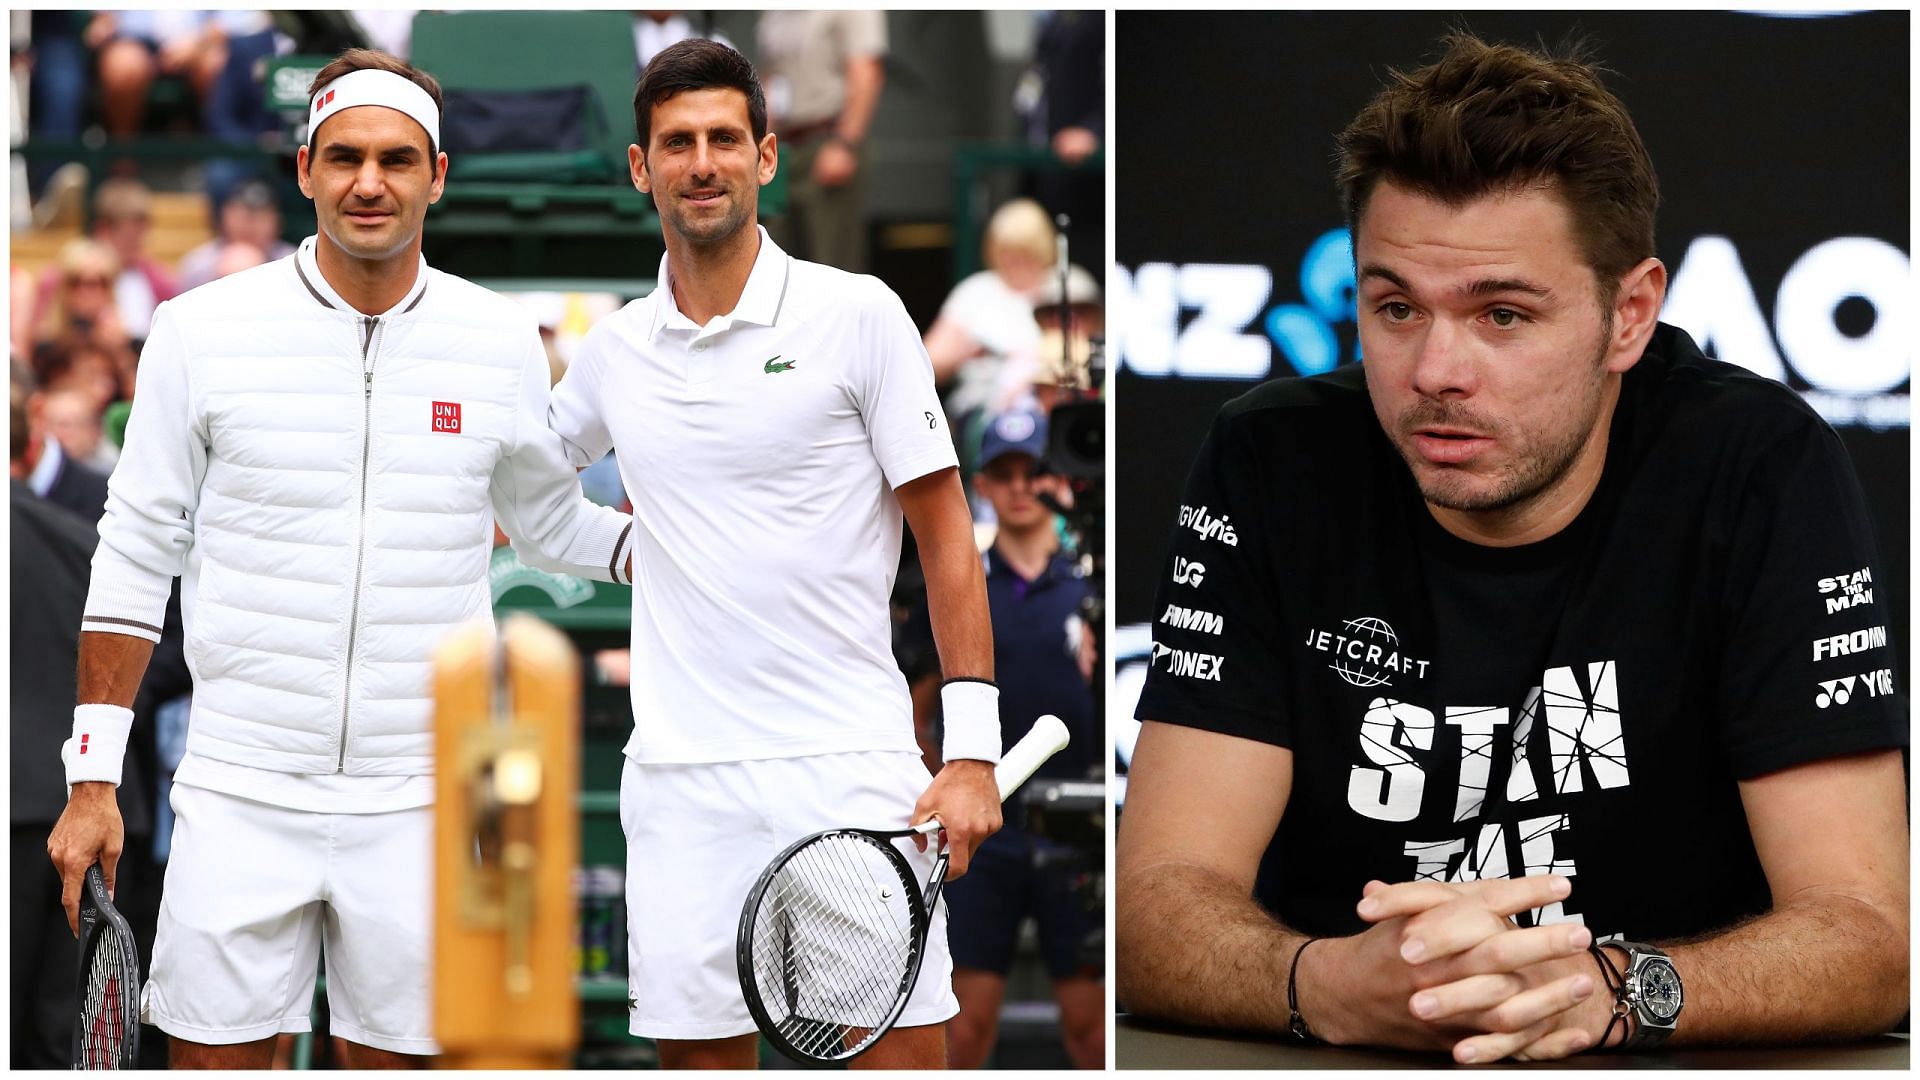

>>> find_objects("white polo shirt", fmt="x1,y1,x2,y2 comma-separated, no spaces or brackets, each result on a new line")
549,228,958,763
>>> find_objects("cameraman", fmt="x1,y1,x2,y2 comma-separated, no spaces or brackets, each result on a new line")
907,408,1103,1068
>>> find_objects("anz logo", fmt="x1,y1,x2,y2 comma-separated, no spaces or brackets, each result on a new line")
1113,229,1354,382
1115,231,1910,430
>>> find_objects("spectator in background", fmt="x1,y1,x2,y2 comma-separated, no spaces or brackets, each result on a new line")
23,12,89,194
10,468,122,1070
996,266,1104,415
757,10,886,273
42,386,118,475
86,11,249,139
12,356,187,1071
926,198,1099,423
36,336,129,416
633,11,730,71
199,13,286,210
1018,10,1104,276
906,408,1103,1069
28,238,139,395
176,178,292,292
11,355,108,522
84,178,177,340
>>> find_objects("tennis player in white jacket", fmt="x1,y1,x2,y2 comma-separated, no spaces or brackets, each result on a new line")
45,49,633,1068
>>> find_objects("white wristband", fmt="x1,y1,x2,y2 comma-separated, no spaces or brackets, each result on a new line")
64,704,134,788
940,680,1002,764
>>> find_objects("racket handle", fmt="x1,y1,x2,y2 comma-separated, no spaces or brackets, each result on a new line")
909,716,1072,836
995,714,1070,801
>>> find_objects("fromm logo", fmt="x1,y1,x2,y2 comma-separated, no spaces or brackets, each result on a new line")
763,356,797,374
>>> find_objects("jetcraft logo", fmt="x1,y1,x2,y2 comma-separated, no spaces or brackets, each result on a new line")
1305,616,1430,689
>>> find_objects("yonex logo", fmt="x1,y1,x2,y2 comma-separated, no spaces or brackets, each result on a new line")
763,355,796,374
1150,641,1224,681
432,401,462,433
1817,669,1895,708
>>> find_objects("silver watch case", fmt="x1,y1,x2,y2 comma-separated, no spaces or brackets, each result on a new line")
1618,942,1683,1048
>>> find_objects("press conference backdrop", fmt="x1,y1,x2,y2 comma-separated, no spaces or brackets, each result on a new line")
1112,11,1910,789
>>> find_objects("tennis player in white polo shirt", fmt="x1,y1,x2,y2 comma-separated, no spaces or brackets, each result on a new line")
546,40,1003,1069
45,49,636,1068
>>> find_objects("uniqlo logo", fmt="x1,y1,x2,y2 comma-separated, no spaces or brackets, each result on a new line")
79,734,90,755
432,401,462,433
314,89,336,113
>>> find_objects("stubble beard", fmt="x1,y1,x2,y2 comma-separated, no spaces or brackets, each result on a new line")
664,188,753,250
1400,319,1614,516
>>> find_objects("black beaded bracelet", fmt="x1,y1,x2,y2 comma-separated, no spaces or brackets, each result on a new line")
1588,942,1629,1050
1286,937,1323,1042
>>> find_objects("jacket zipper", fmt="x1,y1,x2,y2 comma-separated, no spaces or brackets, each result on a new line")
339,315,380,771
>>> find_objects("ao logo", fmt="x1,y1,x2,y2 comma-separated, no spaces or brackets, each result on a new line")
1664,236,1911,404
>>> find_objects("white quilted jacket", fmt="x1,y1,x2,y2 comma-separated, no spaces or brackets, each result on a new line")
83,239,632,775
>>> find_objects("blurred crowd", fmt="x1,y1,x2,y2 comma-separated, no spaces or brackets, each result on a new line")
10,8,1103,1071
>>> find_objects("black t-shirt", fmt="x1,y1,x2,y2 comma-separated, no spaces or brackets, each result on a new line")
1134,324,1906,944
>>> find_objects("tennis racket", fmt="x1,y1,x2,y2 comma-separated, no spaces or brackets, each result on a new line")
736,714,1071,1065
73,862,141,1069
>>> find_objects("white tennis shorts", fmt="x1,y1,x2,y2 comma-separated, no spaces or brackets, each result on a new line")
142,783,438,1055
621,750,960,1040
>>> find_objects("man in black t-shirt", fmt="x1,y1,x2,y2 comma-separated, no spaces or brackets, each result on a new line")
1116,33,1908,1064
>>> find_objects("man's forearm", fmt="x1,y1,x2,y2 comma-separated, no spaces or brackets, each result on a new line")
836,56,884,145
79,630,158,709
1116,859,1305,1032
1661,890,1907,1045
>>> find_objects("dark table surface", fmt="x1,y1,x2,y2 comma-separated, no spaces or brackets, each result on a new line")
1117,1015,1909,1069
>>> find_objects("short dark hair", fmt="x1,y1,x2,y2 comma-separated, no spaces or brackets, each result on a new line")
1336,32,1659,303
633,39,767,148
307,48,445,156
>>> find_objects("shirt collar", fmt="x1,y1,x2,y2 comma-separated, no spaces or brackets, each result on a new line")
28,434,64,499
28,437,63,498
294,235,430,318
648,225,792,341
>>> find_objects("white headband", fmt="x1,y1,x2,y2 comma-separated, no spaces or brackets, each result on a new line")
308,68,441,151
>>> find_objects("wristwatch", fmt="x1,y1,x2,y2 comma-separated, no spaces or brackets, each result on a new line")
1593,940,1683,1049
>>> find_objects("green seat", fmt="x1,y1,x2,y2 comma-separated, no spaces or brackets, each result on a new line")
409,11,637,184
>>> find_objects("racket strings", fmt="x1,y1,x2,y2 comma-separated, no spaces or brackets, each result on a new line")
748,834,920,1058
80,923,135,1068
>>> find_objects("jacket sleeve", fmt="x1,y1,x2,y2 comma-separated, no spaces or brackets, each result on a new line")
83,302,204,642
490,335,633,583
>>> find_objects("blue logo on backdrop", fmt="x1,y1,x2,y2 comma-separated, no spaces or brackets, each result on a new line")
1265,229,1357,376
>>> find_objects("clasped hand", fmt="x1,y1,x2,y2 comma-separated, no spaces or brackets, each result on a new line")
1304,874,1610,1063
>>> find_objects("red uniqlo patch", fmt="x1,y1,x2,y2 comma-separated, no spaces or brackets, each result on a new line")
432,401,462,433
80,734,90,755
314,89,336,114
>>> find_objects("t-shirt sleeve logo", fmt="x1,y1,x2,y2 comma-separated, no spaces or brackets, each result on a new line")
432,401,462,433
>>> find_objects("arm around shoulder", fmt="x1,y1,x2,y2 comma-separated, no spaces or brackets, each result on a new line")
492,335,633,583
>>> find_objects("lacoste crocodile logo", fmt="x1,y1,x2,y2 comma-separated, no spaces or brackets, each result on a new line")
763,355,797,374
